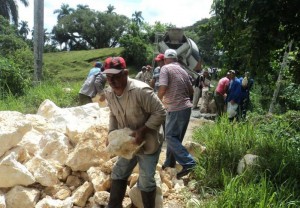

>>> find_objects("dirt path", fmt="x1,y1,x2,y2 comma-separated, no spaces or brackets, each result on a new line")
158,114,213,207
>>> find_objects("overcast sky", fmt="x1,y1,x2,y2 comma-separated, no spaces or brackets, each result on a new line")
18,0,213,32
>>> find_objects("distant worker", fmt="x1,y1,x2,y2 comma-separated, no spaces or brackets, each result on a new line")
192,68,202,109
135,66,147,82
88,61,103,77
214,72,231,118
239,71,254,119
144,65,153,86
78,62,106,105
199,68,211,113
151,53,164,92
226,70,241,122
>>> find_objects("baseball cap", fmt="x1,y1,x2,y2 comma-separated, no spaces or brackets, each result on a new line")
229,70,235,74
164,49,177,59
94,62,102,68
155,53,164,61
103,57,126,74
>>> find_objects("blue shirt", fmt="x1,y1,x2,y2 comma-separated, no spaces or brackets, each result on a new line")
227,77,242,104
88,67,101,77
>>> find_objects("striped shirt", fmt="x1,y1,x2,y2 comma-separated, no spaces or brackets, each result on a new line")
159,62,193,112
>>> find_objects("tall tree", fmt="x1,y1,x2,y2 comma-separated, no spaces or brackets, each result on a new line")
212,0,299,79
55,9,130,49
76,4,89,10
53,3,74,20
132,11,144,27
18,20,30,39
106,4,116,14
0,0,29,25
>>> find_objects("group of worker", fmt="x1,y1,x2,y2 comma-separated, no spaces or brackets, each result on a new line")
77,50,195,208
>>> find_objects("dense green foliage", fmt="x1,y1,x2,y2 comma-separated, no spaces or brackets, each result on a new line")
0,16,33,97
210,0,300,113
0,58,31,97
53,7,130,50
192,111,300,206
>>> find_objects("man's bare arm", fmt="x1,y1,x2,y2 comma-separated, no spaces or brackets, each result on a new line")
158,85,167,100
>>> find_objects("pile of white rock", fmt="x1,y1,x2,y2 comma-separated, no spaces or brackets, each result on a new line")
0,99,199,208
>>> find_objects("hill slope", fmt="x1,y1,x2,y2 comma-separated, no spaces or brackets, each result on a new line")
43,48,124,82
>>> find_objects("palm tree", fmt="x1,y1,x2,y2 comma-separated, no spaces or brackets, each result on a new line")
76,4,89,10
18,20,30,39
132,11,144,27
0,0,29,25
106,4,116,14
53,3,74,20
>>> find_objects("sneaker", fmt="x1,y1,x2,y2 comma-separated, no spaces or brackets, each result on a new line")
176,166,195,179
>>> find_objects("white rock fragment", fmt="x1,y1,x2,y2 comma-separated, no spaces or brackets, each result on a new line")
0,153,35,188
106,128,145,159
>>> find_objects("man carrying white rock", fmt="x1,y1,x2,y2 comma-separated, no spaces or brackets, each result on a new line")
103,57,166,208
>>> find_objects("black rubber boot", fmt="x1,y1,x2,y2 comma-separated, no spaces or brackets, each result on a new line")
107,179,127,208
141,189,156,208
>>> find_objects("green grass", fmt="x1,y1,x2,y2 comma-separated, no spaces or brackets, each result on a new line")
191,112,300,207
44,47,124,82
0,81,81,114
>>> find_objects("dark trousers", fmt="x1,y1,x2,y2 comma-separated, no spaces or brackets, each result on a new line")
78,93,92,105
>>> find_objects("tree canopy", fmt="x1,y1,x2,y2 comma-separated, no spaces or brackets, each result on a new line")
0,0,28,25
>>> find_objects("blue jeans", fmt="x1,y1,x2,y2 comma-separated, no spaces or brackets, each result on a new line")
163,108,196,168
111,145,162,192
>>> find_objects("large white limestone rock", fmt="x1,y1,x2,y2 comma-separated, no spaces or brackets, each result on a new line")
0,145,30,164
93,191,110,206
71,181,94,207
18,129,44,157
25,156,59,187
237,154,259,174
66,126,110,171
25,114,56,133
0,153,35,187
35,196,73,208
5,185,40,208
106,128,145,159
129,171,163,208
0,111,32,157
39,131,71,165
87,166,110,192
129,186,163,208
37,99,110,142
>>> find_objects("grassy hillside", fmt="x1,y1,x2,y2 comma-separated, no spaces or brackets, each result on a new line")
0,47,145,113
44,47,124,82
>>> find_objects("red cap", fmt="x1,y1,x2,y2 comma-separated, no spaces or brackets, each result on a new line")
103,57,126,74
155,54,164,61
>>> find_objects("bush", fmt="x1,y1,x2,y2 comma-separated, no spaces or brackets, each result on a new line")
0,58,31,97
119,35,151,69
0,16,33,97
